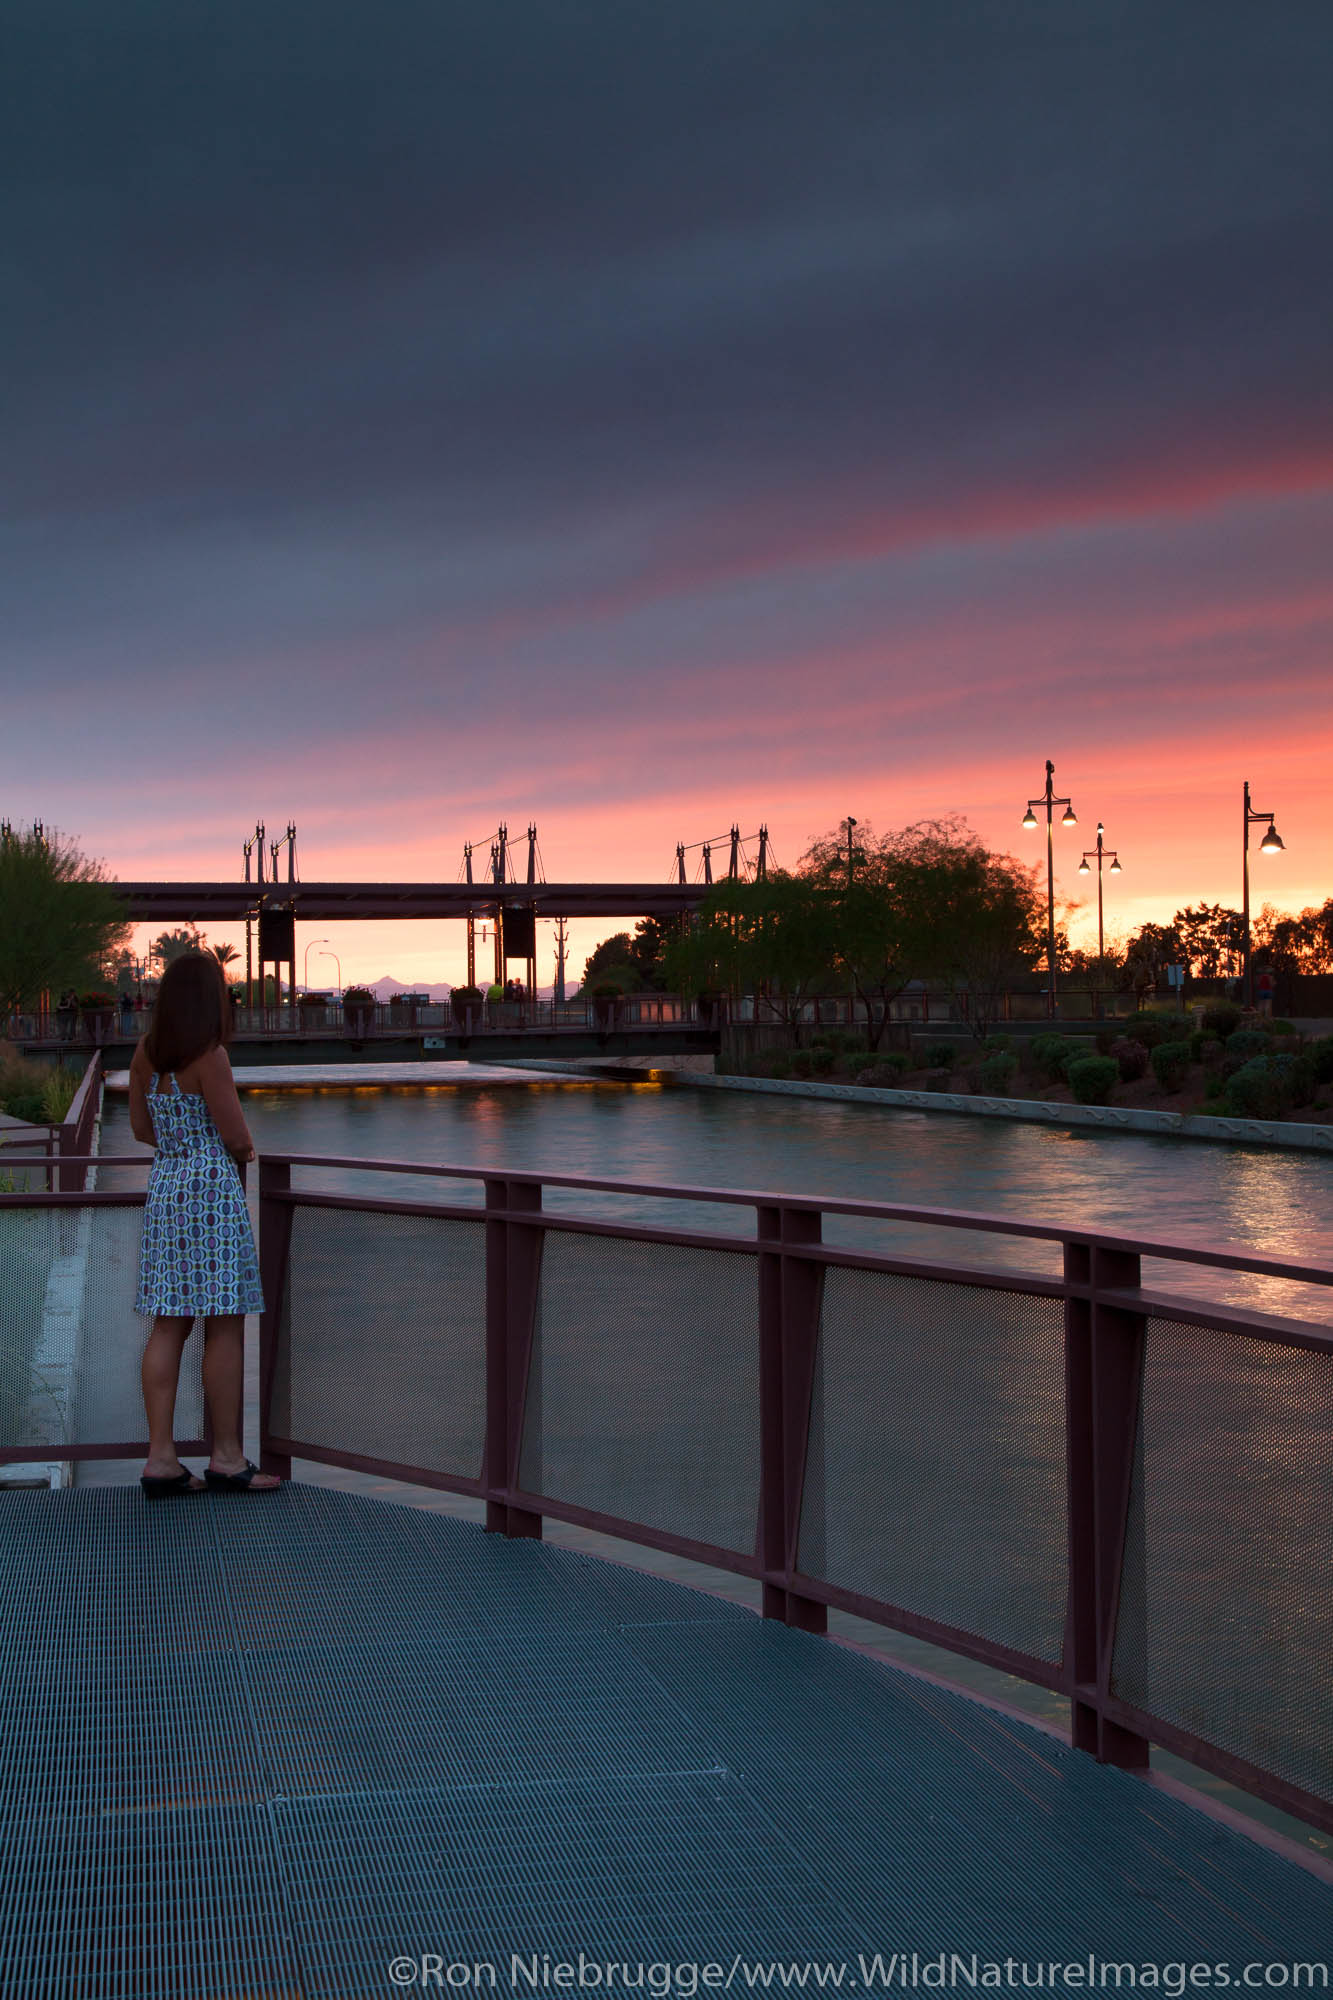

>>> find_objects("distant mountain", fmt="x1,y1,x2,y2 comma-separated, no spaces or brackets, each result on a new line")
363,976,556,1001
367,976,453,1001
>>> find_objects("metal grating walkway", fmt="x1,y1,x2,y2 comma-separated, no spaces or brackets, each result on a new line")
1,1486,1330,1998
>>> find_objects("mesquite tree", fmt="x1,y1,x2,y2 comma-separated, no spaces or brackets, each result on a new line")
0,825,130,1018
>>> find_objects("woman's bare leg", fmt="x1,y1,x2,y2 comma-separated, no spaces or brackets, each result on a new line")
142,1316,197,1478
202,1316,280,1486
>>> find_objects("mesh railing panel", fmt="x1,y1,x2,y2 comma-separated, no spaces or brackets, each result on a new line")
1111,1317,1333,1807
276,1204,487,1479
1,1204,195,1454
799,1267,1067,1660
519,1231,760,1553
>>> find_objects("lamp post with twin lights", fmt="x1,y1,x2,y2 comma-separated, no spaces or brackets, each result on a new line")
1078,825,1121,1020
1242,781,1284,1008
1022,760,1077,1019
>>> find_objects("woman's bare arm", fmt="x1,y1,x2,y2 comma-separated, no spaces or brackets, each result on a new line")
197,1046,255,1160
128,1043,156,1147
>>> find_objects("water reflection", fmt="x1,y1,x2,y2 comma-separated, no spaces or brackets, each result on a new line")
101,1076,1333,1317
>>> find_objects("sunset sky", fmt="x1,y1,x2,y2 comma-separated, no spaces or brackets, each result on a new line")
3,2,1329,987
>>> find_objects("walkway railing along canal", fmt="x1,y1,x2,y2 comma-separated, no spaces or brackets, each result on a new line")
2,1152,1331,1837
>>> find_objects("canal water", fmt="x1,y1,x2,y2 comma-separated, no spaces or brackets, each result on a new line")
101,1065,1333,1315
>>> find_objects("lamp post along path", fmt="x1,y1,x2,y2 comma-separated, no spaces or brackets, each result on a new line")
1022,759,1076,1019
1242,781,1285,1009
303,937,330,993
1077,824,1121,1013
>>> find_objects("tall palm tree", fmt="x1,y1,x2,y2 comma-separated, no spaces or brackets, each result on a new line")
212,943,239,967
151,927,202,969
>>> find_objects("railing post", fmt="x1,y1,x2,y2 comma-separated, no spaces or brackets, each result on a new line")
781,1208,826,1632
1064,1240,1149,1770
758,1204,826,1631
257,1158,293,1481
757,1206,786,1620
485,1178,543,1538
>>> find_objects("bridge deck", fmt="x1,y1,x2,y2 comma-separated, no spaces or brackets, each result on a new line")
3,1486,1329,1998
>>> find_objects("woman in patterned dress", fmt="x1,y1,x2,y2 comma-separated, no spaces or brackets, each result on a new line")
129,951,280,1497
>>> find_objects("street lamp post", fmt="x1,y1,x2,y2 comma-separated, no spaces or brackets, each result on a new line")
843,817,858,889
304,940,330,996
1242,781,1284,1009
317,949,342,995
1022,759,1077,1019
1077,824,1122,1013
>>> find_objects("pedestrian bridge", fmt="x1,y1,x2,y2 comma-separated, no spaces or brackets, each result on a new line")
2,1151,1332,1994
20,997,723,1068
5,1482,1330,1999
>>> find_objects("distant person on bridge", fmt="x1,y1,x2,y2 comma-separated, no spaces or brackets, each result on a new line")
128,952,279,1499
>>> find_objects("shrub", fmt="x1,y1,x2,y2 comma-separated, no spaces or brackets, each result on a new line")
1200,1003,1242,1039
1224,1056,1295,1121
1288,1055,1318,1108
982,1034,1013,1054
1226,1028,1269,1062
1188,1030,1219,1061
978,1051,1018,1096
1029,1033,1077,1082
764,1051,793,1079
1271,1019,1295,1035
1310,1037,1333,1085
789,1050,814,1078
1066,1055,1119,1105
0,1049,62,1123
812,1028,861,1057
1120,1013,1173,1050
857,1054,912,1088
1110,1037,1148,1082
923,1040,956,1069
809,1046,837,1075
40,1064,81,1123
1150,1040,1192,1092
0,1089,46,1123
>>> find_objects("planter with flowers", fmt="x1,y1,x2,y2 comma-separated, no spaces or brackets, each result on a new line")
78,991,116,1043
590,983,623,1030
342,987,375,1035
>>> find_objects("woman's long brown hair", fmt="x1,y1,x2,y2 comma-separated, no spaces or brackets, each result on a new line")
144,953,233,1074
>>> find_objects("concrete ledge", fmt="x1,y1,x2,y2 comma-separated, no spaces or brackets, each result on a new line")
505,1058,1333,1152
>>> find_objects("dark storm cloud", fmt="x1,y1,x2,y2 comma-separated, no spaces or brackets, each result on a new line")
4,0,1331,541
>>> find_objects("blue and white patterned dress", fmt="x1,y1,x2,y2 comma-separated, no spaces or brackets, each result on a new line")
135,1074,265,1319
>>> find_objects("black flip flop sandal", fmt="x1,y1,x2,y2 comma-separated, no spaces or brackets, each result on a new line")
140,1469,203,1500
204,1459,276,1492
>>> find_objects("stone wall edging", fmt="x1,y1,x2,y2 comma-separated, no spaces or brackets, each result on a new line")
682,1071,1333,1151
500,1057,1333,1153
